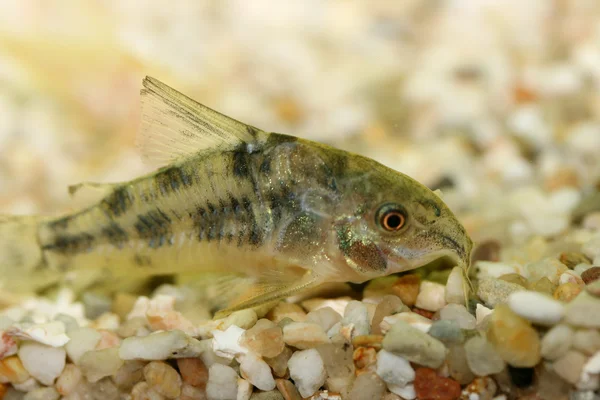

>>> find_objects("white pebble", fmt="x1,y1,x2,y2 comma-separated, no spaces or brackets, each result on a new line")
119,330,203,360
307,307,342,332
376,350,415,386
476,304,493,325
476,261,523,280
207,364,238,400
6,321,69,347
212,325,248,360
64,327,101,364
541,324,574,360
342,301,370,337
18,341,66,385
236,378,252,400
381,312,431,334
288,348,327,397
388,383,416,399
507,291,565,325
238,352,275,391
445,266,467,305
439,304,476,329
415,281,446,312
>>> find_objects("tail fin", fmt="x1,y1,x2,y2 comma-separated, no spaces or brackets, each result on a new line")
0,215,59,293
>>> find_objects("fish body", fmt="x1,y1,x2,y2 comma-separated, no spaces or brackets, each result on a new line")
0,77,472,315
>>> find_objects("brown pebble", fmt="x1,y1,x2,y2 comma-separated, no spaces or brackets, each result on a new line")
392,274,420,307
471,240,501,263
412,307,434,319
0,384,7,398
581,266,600,284
414,368,461,400
267,303,307,323
351,335,384,350
143,361,182,399
460,376,497,400
559,252,591,269
553,282,582,302
276,379,302,400
353,347,377,372
176,358,208,389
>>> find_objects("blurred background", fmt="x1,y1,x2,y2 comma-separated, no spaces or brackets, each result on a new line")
1,0,600,253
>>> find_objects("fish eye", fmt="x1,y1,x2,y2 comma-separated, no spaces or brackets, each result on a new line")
376,204,407,232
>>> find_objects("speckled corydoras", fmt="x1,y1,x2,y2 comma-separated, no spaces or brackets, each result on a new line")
0,77,472,316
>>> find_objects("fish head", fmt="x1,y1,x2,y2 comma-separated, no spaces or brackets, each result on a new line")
330,155,472,282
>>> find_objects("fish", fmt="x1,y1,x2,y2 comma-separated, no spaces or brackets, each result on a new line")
0,77,473,316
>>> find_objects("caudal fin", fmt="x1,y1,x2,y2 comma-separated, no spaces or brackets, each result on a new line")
0,215,58,293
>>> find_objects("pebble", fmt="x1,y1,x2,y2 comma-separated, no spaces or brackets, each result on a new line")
119,330,203,360
180,383,207,400
464,336,506,376
477,278,525,307
391,274,421,307
415,281,447,312
249,390,284,400
476,262,523,280
472,240,501,263
143,361,182,399
439,304,476,329
113,360,146,391
276,378,302,400
206,364,239,400
559,252,591,269
264,346,292,378
242,319,284,358
353,346,377,373
414,368,461,400
586,280,600,297
581,267,600,284
541,324,574,360
475,304,493,325
554,282,582,302
552,350,587,385
573,329,600,355
237,378,253,400
528,277,556,295
447,344,475,385
388,383,416,400
18,341,66,385
564,291,600,327
239,352,276,391
64,327,102,364
371,296,405,335
306,307,342,333
346,372,386,400
382,320,447,368
316,342,355,383
22,387,60,400
461,376,497,400
380,312,432,334
131,381,164,400
55,364,82,396
445,267,467,305
267,303,307,323
283,322,330,349
12,377,40,393
177,357,209,388
0,332,18,359
288,348,327,397
342,301,371,337
507,291,565,325
428,320,464,345
524,258,569,284
487,304,541,367
222,309,258,330
376,349,415,386
6,321,69,347
79,347,123,383
0,356,30,384
499,273,528,287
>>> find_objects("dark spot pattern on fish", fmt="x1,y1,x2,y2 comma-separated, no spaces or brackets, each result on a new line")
232,149,250,178
100,187,133,218
42,233,95,254
266,132,298,146
246,125,260,140
102,222,129,249
134,208,173,249
133,253,153,268
154,166,194,196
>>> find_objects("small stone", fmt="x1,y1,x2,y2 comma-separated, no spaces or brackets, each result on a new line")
363,276,401,300
445,267,468,305
239,352,276,391
428,320,464,345
180,383,207,400
316,343,355,382
55,364,82,396
528,277,556,295
552,350,587,384
249,390,284,400
524,258,569,284
0,356,30,384
415,281,446,312
476,261,522,280
212,325,247,360
553,282,582,302
376,349,414,386
206,364,238,400
471,240,501,263
64,327,102,365
447,344,475,385
391,274,421,307
351,334,384,350
414,368,461,400
477,278,525,308
306,307,342,333
177,358,208,388
113,360,146,391
131,381,164,400
559,253,591,269
283,322,330,349
538,364,571,400
342,301,370,337
117,317,149,338
371,296,405,335
382,321,447,368
276,378,302,400
380,312,432,334
388,383,416,400
288,349,327,397
222,309,258,330
581,267,600,284
22,387,60,400
586,280,600,297
143,361,182,399
475,304,493,325
439,304,476,329
464,336,505,376
237,378,252,400
267,303,307,323
6,321,70,347
79,347,123,383
507,291,565,325
573,329,600,355
119,330,203,360
112,292,138,320
564,291,600,327
347,372,386,400
242,319,284,358
499,273,529,287
18,341,66,385
96,329,121,350
487,304,541,367
541,324,574,360
12,377,40,393
461,376,497,400
264,347,293,378
352,346,377,372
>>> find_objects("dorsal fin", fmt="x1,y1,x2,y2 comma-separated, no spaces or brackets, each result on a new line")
137,76,259,167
